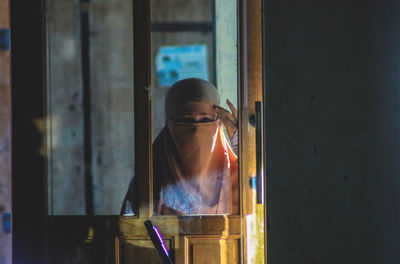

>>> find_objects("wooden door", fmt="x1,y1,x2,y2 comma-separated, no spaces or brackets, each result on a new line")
11,0,265,263
115,1,243,263
115,1,242,264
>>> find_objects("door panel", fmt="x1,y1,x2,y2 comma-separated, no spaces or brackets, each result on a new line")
117,238,173,264
11,0,264,262
117,217,240,264
44,0,264,263
186,236,240,264
116,236,240,264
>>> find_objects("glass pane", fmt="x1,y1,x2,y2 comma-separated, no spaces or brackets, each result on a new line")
46,0,134,215
150,0,238,215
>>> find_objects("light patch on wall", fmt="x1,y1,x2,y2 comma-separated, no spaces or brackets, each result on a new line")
61,37,77,59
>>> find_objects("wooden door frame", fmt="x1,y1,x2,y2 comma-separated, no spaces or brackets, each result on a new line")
10,0,266,263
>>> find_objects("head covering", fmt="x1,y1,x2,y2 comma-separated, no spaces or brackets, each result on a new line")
121,78,238,215
165,78,220,119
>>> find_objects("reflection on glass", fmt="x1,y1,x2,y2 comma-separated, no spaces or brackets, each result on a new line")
121,78,238,215
46,0,134,215
154,78,238,215
121,0,238,215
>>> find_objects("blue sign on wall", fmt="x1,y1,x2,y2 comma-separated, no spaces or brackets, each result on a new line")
156,44,209,86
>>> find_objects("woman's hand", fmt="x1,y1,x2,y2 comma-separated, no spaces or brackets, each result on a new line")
216,99,238,139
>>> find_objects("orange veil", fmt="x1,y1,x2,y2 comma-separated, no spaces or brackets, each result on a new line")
121,78,238,215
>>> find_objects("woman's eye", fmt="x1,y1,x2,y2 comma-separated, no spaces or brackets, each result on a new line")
175,117,214,123
199,118,213,123
176,117,196,123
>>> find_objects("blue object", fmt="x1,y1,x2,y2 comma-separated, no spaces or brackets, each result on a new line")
155,44,208,86
250,176,257,190
2,212,11,234
144,220,173,264
0,29,10,51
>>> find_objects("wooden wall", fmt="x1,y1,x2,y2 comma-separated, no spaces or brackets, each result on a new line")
47,0,86,215
0,0,11,262
47,0,134,215
89,0,134,215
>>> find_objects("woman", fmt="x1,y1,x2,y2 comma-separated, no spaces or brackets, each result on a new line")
121,78,238,215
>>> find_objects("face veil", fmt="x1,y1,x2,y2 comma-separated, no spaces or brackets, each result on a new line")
154,119,238,215
121,78,238,215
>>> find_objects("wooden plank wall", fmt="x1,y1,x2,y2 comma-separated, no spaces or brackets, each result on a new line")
47,0,134,215
0,0,11,263
47,0,86,214
89,0,134,215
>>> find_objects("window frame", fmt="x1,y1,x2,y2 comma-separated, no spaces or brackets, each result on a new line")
10,0,261,263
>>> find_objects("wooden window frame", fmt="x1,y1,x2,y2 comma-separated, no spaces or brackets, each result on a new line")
10,0,266,263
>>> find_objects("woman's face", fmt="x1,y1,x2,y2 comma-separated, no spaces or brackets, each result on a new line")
173,101,217,123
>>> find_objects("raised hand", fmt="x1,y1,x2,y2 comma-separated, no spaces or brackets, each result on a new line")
216,99,238,139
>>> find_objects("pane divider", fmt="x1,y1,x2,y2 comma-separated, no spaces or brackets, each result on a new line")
133,0,153,219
